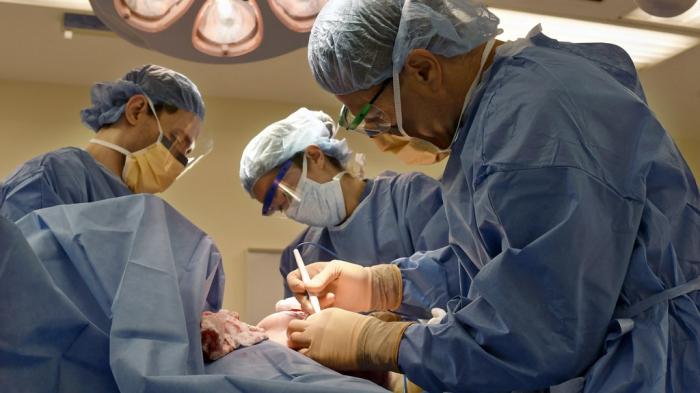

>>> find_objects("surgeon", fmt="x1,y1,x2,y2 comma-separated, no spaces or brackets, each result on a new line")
0,64,206,222
240,108,457,315
286,1,700,392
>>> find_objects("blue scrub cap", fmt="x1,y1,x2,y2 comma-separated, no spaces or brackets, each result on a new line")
80,64,206,132
240,108,352,195
308,0,502,95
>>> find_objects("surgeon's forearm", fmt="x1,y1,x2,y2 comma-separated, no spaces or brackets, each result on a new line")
395,168,637,392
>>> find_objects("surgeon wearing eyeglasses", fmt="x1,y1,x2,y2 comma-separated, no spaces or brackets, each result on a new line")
240,108,457,315
285,1,700,392
0,64,211,222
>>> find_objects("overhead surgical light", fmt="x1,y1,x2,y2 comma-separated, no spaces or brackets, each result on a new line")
114,0,194,32
268,0,327,33
122,0,178,18
635,0,698,18
89,0,324,63
192,0,263,57
12,0,698,67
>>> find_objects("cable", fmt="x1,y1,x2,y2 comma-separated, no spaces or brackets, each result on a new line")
295,241,339,259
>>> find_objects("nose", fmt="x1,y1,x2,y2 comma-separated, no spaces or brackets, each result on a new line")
175,139,194,157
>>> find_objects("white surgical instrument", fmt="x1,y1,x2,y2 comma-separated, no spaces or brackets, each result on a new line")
293,249,321,314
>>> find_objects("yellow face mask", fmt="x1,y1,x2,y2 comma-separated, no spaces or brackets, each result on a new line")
89,98,186,193
371,133,450,165
122,136,186,193
90,134,186,194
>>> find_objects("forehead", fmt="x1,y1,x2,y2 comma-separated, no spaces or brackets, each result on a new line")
336,82,392,114
337,87,373,107
165,110,203,139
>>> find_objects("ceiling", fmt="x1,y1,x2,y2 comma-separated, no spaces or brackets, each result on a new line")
0,1,336,107
0,0,699,125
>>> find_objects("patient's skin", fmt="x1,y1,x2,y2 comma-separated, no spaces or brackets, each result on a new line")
201,309,268,362
256,311,307,346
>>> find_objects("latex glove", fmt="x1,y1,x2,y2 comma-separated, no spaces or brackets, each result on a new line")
418,307,447,325
428,308,447,324
287,307,413,372
368,311,404,323
286,260,403,314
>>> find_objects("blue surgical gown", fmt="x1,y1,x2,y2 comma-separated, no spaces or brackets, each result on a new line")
281,171,459,316
394,29,700,392
0,195,388,393
0,147,131,222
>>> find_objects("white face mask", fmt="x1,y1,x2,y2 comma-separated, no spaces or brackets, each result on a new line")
285,156,347,227
388,39,497,165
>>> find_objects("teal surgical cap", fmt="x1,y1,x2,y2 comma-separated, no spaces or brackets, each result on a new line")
239,108,352,195
80,64,205,131
308,0,501,95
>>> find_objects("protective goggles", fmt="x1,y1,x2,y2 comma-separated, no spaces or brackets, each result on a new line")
166,128,214,178
261,159,302,216
338,79,395,138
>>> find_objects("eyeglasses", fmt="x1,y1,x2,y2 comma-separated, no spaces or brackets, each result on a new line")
261,160,302,216
338,79,394,137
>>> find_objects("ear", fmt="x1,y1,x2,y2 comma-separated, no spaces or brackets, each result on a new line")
304,145,326,169
123,95,149,126
402,49,443,93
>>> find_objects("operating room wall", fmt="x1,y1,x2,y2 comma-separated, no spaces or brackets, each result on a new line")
0,78,445,322
1,69,697,321
639,48,700,177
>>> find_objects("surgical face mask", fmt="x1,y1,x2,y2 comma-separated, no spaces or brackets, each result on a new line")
387,39,497,165
285,156,347,227
89,98,186,193
371,133,450,165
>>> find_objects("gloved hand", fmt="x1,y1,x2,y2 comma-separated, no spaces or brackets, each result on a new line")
368,311,404,323
286,260,403,314
287,307,413,372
